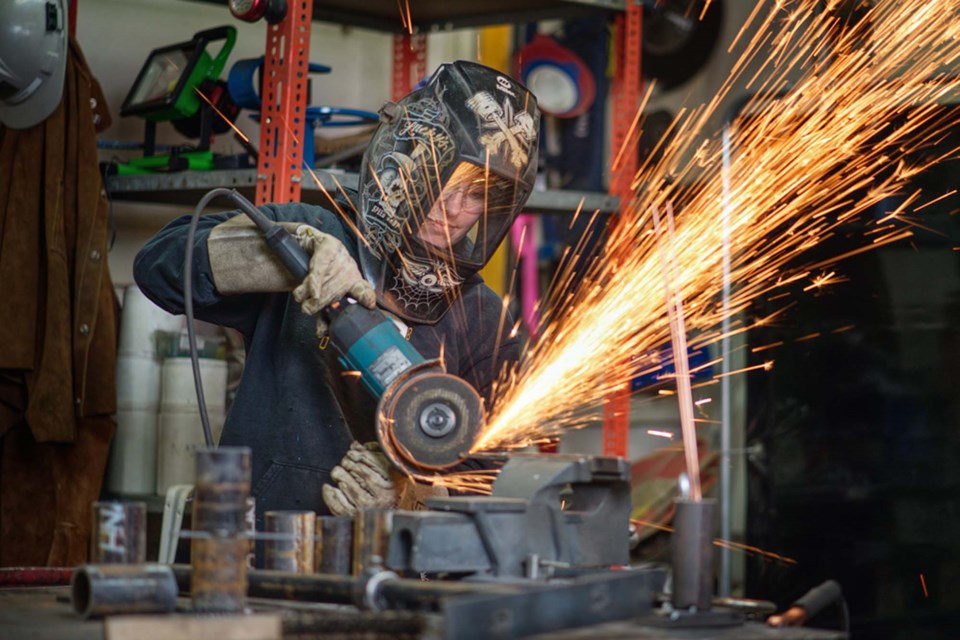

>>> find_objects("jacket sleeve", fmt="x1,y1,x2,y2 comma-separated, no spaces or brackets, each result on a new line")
133,202,327,336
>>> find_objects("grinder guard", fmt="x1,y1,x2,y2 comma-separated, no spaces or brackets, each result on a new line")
376,360,485,474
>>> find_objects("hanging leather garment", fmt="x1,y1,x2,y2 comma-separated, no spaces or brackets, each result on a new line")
0,38,119,567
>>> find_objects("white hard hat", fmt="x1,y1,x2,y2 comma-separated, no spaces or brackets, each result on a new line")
0,0,68,130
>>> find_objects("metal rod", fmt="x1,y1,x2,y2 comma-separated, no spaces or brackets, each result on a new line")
170,565,521,611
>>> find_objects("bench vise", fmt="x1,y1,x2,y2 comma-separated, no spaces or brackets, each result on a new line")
387,454,631,579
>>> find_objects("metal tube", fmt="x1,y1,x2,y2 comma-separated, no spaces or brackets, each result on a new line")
671,497,717,610
71,564,177,619
90,501,146,564
316,515,353,575
191,446,250,612
192,447,251,535
264,510,316,573
353,508,392,575
720,120,732,598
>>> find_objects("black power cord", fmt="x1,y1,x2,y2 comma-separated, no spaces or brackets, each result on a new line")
183,187,311,447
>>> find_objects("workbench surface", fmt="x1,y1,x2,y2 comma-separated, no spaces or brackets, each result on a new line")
1,586,847,640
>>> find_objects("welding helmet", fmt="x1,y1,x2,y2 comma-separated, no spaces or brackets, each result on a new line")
0,0,68,130
357,60,540,324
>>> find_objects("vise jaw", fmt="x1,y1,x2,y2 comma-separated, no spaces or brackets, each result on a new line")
386,454,631,579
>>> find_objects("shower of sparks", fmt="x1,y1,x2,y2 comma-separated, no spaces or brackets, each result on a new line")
653,201,702,500
473,0,960,453
631,519,798,565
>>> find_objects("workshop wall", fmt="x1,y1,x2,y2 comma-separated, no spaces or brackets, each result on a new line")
77,0,477,286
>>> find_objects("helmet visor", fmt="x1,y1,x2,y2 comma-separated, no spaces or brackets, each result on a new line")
408,161,527,269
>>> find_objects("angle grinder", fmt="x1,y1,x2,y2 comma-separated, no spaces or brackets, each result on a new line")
226,190,484,474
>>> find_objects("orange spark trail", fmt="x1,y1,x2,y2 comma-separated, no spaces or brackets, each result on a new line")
475,0,960,453
194,87,250,142
630,519,797,565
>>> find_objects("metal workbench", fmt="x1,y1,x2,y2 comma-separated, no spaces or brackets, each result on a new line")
1,586,848,640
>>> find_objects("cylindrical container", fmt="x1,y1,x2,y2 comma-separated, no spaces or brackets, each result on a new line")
191,447,251,612
352,509,393,575
671,497,717,611
105,408,159,495
316,515,353,575
155,409,226,494
160,357,228,414
115,353,163,409
190,537,249,612
71,564,178,619
90,501,146,564
118,285,183,358
264,511,316,573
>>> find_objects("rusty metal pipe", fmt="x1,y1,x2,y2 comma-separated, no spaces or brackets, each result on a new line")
71,564,178,619
264,510,316,573
315,515,353,575
191,446,251,612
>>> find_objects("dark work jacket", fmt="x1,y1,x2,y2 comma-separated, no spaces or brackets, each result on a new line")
134,201,520,527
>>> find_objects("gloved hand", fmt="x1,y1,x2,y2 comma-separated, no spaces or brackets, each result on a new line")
322,442,396,516
208,218,376,338
292,225,377,338
322,442,449,516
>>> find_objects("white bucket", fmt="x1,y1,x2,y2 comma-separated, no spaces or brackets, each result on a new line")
160,357,228,414
118,285,183,358
105,408,159,495
116,353,162,411
155,409,225,495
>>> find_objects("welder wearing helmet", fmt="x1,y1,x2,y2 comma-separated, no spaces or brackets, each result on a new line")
134,61,540,534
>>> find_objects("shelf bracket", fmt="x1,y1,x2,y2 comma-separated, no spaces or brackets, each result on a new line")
255,2,314,205
391,32,428,102
603,3,643,458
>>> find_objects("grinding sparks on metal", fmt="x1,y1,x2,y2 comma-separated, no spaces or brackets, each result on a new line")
652,201,702,501
470,0,960,457
194,86,251,143
631,519,798,565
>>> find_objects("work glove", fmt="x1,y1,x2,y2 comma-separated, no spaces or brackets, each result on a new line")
291,225,377,338
208,220,376,338
322,442,448,516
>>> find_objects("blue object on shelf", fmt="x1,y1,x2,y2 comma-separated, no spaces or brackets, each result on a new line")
631,345,714,392
226,57,377,168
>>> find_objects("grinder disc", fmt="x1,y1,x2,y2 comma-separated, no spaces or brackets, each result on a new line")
377,370,483,472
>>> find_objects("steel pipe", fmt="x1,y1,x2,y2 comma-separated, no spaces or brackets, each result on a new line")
315,515,353,575
71,564,177,619
671,497,717,610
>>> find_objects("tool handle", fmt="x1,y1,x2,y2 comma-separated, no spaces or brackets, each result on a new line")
224,190,309,280
793,580,843,618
